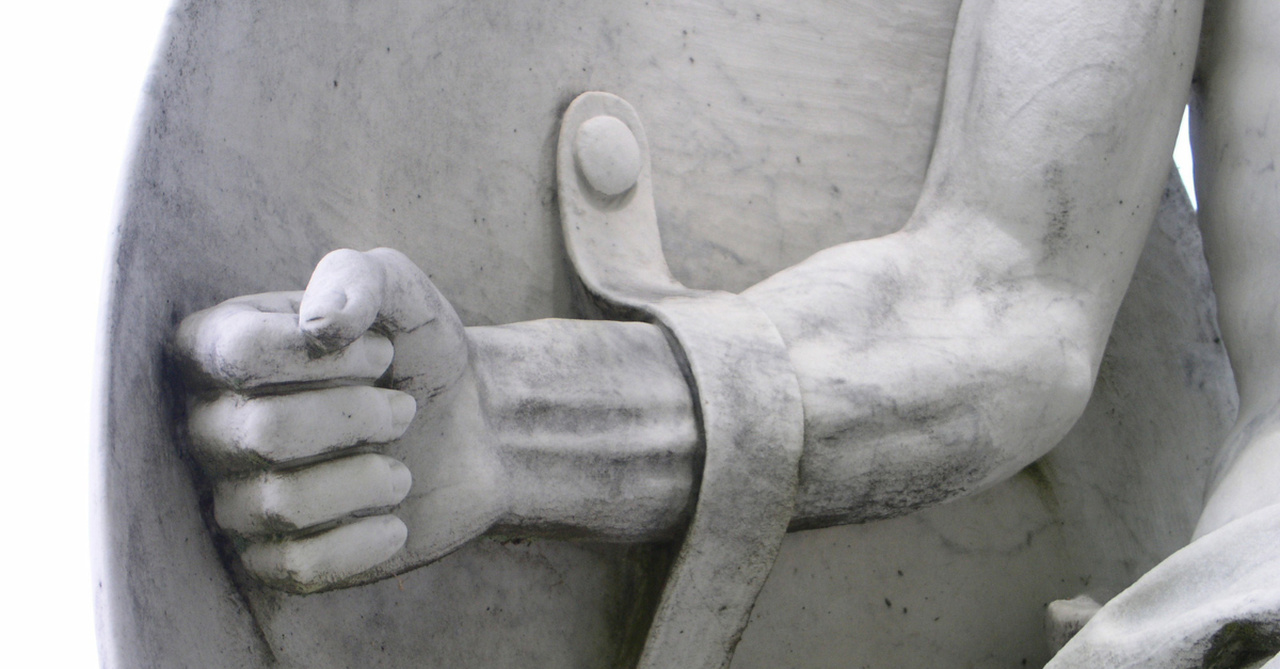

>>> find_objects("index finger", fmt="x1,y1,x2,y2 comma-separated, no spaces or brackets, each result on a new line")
175,291,394,391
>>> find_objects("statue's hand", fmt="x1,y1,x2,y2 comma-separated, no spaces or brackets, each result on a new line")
175,248,503,593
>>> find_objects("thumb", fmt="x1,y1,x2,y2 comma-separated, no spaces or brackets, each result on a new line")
302,247,450,349
299,249,384,352
299,248,467,392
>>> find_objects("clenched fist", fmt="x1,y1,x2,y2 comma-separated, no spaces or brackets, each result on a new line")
176,248,504,593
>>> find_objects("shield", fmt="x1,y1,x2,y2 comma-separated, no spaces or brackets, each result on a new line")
96,1,1232,666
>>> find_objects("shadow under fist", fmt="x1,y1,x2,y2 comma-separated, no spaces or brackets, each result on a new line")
175,248,504,594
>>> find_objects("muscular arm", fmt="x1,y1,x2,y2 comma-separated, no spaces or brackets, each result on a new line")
1191,0,1280,538
751,0,1202,526
482,0,1202,534
180,0,1205,588
1035,9,1280,659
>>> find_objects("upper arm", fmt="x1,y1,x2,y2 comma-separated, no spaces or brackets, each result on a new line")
1192,0,1280,404
1190,0,1280,536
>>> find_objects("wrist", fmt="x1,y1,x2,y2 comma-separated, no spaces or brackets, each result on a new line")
468,319,699,541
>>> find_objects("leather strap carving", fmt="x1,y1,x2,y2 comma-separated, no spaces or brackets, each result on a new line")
557,91,804,669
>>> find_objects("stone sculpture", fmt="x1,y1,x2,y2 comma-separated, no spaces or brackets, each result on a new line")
97,1,1279,667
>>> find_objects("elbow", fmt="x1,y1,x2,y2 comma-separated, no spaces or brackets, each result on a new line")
789,316,1099,529
973,335,1096,488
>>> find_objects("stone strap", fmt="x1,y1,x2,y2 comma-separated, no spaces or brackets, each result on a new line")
558,91,804,669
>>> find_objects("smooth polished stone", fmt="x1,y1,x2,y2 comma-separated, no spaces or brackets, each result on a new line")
96,1,1236,668
574,115,642,195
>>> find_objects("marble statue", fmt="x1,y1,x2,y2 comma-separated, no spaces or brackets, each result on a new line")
96,1,1279,667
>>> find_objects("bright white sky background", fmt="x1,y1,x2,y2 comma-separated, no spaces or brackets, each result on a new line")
1,2,172,665
0,3,1197,666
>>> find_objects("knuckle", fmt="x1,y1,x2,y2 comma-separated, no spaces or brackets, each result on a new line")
254,476,289,523
239,401,284,458
213,454,411,538
188,394,278,470
239,515,407,592
188,395,254,470
276,544,321,586
241,540,320,590
210,314,289,387
175,292,306,387
188,386,410,474
213,474,286,535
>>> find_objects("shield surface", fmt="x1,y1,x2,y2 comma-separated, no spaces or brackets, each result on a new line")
96,1,1233,667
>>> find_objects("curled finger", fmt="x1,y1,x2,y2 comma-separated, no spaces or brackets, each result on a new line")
188,386,416,472
176,293,393,390
214,453,412,536
240,515,408,593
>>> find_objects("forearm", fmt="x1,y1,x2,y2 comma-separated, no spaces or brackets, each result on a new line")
466,1,1206,539
471,319,698,542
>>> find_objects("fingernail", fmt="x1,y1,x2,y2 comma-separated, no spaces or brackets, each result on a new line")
388,392,417,434
299,289,348,325
362,334,395,373
380,516,409,554
386,459,413,500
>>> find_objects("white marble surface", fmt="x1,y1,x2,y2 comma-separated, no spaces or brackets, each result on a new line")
97,1,1261,668
1191,0,1280,540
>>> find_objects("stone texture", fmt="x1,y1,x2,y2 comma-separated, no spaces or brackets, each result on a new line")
97,2,1245,668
